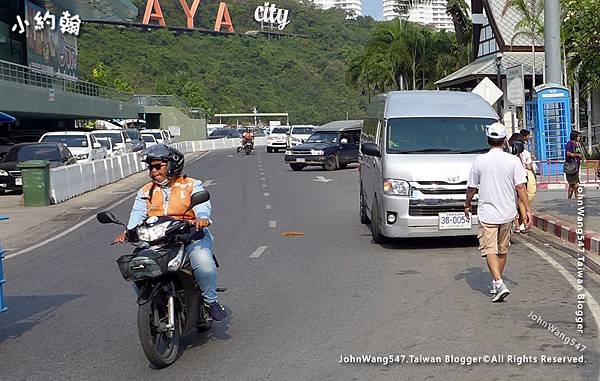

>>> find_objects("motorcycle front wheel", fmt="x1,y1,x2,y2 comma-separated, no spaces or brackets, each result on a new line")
137,291,181,368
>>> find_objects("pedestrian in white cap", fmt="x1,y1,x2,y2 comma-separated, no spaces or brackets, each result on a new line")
464,122,532,302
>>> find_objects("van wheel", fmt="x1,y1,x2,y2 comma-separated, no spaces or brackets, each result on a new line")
323,155,338,171
359,186,370,224
371,198,388,244
267,147,273,153
290,163,304,171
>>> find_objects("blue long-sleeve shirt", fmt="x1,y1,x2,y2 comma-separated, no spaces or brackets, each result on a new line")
127,179,211,230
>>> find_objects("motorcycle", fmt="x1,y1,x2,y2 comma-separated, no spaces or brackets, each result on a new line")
97,191,221,368
236,140,253,155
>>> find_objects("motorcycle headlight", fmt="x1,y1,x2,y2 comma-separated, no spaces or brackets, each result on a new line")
383,179,410,196
310,150,324,155
137,221,170,242
167,245,185,271
0,169,8,176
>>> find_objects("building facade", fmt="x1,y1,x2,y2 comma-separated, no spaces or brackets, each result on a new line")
382,0,454,31
310,0,363,18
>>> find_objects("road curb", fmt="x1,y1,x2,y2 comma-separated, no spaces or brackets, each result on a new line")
532,212,600,255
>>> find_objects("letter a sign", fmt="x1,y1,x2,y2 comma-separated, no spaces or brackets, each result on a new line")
214,2,234,32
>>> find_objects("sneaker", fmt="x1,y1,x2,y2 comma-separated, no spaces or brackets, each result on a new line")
492,283,510,302
205,301,227,321
489,284,496,295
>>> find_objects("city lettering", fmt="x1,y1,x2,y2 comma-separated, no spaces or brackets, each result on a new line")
142,0,235,32
254,2,290,30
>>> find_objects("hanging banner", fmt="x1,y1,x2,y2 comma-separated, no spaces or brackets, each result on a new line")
24,0,78,80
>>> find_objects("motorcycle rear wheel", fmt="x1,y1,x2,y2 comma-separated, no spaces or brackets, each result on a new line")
137,293,181,368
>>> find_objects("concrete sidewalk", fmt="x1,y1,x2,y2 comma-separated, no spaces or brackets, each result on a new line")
531,187,600,254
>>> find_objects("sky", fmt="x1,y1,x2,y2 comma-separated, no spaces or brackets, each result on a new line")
363,0,383,20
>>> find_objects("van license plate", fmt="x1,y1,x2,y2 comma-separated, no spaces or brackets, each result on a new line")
15,177,22,186
296,158,305,163
438,212,471,230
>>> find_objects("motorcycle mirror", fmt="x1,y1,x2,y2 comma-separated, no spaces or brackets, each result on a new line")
96,211,124,225
186,190,210,212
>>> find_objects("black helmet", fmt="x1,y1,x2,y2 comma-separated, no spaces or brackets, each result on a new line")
141,144,184,177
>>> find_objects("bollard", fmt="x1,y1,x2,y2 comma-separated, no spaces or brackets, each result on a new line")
0,215,7,313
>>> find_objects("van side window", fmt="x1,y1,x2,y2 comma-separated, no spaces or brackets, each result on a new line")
375,120,382,147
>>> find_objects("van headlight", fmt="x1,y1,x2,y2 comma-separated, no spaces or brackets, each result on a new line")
0,169,8,176
75,153,89,160
383,179,410,196
310,150,324,155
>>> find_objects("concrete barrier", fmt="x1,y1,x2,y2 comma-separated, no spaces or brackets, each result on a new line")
48,137,267,204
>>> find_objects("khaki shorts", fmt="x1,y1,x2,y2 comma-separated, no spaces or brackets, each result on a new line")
478,221,513,257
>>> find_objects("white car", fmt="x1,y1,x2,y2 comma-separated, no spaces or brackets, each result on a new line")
96,137,116,157
92,130,131,155
142,129,170,145
141,133,158,148
39,131,105,163
287,125,316,147
267,126,290,153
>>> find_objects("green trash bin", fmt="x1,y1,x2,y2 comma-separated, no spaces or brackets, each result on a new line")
17,160,51,207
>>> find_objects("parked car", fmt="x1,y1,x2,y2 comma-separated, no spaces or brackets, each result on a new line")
0,142,76,193
287,125,316,148
284,120,361,170
208,128,241,140
141,133,158,148
142,129,170,144
92,130,131,155
359,90,497,243
123,128,146,152
96,137,116,158
38,131,105,163
0,137,16,159
267,126,290,152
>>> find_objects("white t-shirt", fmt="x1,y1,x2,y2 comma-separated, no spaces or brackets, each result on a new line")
467,148,528,224
520,149,532,167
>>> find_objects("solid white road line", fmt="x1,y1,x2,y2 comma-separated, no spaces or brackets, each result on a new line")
266,204,272,210
262,184,267,188
249,246,267,258
261,177,266,181
522,241,600,343
264,193,270,197
191,151,210,164
269,220,276,228
6,193,135,260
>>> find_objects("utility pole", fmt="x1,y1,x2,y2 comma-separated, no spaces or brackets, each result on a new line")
544,0,562,84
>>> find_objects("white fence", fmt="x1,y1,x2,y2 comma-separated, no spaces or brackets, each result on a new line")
49,137,267,204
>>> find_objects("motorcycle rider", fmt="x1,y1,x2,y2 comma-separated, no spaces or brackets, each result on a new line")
114,144,227,321
240,127,254,150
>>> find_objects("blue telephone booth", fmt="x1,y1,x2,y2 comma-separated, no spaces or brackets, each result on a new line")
525,84,572,175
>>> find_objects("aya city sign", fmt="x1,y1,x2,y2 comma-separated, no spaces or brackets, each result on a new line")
254,3,290,31
143,0,235,32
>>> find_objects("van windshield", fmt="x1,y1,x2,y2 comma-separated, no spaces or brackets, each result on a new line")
387,118,495,154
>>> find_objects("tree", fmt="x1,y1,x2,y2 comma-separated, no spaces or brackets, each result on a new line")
502,0,544,87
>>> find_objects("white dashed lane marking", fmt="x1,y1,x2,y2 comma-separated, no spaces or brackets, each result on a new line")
269,220,276,228
249,246,268,258
264,193,270,197
266,204,272,210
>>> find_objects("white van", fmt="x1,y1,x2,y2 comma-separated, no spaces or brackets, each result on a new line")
91,130,131,155
143,129,170,145
39,131,105,163
287,125,316,148
359,91,499,243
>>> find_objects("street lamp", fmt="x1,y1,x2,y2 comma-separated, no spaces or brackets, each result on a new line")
495,52,503,116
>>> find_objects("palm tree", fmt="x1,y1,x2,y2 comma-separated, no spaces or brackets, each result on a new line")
502,0,544,87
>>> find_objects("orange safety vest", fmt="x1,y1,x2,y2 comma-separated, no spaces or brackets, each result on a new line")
141,176,196,220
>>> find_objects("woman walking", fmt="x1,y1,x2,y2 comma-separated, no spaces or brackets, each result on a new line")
564,130,585,199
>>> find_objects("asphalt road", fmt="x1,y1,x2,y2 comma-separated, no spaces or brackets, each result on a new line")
1,148,600,380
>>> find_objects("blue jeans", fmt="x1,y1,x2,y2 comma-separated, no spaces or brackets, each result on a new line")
186,228,218,304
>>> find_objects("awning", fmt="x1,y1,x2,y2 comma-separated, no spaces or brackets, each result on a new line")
0,112,15,123
435,51,544,89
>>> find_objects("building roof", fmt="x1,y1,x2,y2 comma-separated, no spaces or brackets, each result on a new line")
41,0,138,22
435,51,544,88
486,0,544,47
317,120,363,132
383,91,498,119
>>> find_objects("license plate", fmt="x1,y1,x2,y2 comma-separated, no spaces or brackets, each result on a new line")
15,177,22,186
296,158,305,163
438,212,471,230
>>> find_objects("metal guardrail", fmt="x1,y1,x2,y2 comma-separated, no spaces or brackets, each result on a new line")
0,59,133,102
535,160,600,185
133,95,205,119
